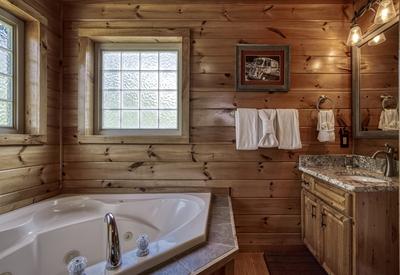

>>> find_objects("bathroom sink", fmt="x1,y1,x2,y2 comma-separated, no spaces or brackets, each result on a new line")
341,175,387,183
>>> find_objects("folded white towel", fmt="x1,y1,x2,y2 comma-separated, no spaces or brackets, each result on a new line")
317,110,335,142
276,109,302,150
235,108,259,150
258,109,279,148
378,109,399,131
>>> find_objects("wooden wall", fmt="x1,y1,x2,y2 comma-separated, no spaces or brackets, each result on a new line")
61,0,353,251
0,0,62,214
353,0,399,156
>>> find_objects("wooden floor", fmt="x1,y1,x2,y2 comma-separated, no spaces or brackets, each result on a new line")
234,253,270,275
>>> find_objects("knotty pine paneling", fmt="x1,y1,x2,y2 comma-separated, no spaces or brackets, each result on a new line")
0,0,62,214
354,139,399,158
61,1,353,251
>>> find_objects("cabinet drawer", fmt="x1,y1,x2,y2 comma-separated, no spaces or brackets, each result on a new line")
314,180,352,216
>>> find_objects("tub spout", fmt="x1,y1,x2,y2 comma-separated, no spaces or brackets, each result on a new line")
104,212,122,270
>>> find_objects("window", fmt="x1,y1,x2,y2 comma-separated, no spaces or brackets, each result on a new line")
95,43,182,136
0,8,23,133
77,28,189,144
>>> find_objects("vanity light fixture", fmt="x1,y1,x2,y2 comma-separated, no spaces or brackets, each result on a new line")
346,24,363,46
368,33,387,45
374,0,397,24
346,0,397,46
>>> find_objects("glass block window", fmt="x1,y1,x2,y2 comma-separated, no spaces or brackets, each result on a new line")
98,45,180,133
0,8,23,133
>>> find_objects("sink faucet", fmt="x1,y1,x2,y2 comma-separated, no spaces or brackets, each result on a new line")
371,144,396,177
104,212,122,270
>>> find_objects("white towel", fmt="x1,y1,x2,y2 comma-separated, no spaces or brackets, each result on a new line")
235,108,259,150
378,109,399,131
276,109,302,150
317,110,335,142
258,109,278,148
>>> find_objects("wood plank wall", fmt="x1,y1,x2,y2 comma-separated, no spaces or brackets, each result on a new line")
0,0,62,214
61,0,354,251
353,0,399,156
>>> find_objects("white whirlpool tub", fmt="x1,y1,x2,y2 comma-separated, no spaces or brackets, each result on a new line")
0,193,211,275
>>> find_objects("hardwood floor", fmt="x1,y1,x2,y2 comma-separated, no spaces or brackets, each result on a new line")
234,253,270,275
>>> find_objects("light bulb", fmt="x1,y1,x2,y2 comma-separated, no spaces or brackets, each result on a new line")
346,25,363,46
381,8,389,19
352,33,361,43
374,0,396,24
368,33,387,46
373,34,382,42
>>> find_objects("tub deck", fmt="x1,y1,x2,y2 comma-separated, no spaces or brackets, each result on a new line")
149,195,238,275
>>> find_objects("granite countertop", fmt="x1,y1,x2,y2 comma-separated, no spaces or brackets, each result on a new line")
148,194,238,275
299,155,399,192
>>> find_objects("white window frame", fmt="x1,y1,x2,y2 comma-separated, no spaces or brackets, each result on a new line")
94,42,183,137
0,8,24,134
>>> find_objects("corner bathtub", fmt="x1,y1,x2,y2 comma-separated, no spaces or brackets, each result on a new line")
0,193,211,275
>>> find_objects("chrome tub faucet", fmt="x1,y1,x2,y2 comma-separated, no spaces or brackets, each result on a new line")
372,144,396,177
104,212,122,270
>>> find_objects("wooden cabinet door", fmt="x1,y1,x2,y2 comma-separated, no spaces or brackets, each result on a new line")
302,190,320,260
320,204,351,275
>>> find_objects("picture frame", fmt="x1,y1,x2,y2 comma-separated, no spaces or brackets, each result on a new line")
236,44,290,92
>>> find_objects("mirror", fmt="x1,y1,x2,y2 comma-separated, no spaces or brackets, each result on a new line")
352,17,399,139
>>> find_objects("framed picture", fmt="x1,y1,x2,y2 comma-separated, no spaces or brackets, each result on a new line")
236,44,290,92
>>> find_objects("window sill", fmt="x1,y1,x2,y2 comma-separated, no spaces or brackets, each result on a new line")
0,134,47,145
78,135,189,144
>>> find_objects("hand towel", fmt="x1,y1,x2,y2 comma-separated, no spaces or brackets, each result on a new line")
317,110,335,142
235,108,259,150
378,109,399,131
258,109,279,148
276,109,302,150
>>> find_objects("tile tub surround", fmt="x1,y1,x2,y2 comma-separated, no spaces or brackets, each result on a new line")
149,195,238,275
299,155,399,192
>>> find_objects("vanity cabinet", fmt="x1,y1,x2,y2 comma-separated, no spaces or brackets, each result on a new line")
302,189,351,275
301,173,398,275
